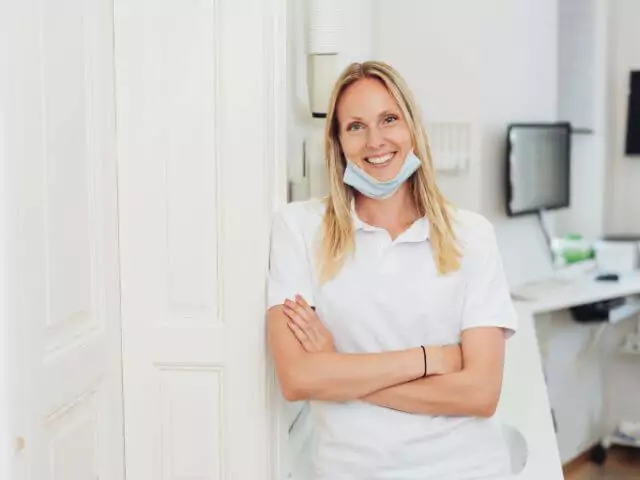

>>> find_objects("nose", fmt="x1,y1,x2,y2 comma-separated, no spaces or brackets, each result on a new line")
366,125,385,150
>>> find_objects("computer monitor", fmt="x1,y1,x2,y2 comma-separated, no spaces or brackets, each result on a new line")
625,71,640,155
505,122,571,217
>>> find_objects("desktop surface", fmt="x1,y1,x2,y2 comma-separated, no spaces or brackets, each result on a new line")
511,270,640,314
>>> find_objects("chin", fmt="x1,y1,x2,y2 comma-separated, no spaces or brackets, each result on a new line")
367,167,402,182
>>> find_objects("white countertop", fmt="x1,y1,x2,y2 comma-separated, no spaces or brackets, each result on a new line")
512,271,640,314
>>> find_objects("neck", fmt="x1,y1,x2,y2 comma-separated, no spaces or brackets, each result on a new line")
354,183,419,229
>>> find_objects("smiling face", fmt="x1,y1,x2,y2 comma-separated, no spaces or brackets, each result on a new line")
336,78,413,182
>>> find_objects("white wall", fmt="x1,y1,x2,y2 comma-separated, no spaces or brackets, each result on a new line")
373,0,482,210
554,0,610,240
605,0,640,235
374,0,558,220
477,1,559,219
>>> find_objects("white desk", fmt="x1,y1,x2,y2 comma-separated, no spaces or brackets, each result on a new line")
512,271,640,315
497,271,640,480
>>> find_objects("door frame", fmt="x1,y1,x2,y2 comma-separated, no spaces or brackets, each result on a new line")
264,1,290,480
1,0,14,470
1,38,21,480
1,110,14,480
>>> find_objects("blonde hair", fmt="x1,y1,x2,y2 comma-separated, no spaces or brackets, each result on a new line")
319,60,461,282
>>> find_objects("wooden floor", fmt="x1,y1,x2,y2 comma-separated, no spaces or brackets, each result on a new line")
565,447,640,480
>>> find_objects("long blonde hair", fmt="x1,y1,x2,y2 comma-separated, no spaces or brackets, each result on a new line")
318,60,461,282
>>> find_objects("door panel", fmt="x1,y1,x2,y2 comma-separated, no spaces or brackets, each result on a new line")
114,0,286,478
4,0,126,479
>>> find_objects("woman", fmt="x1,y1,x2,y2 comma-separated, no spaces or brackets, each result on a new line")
267,61,517,480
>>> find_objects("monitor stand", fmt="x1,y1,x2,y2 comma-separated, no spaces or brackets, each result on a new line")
536,208,556,268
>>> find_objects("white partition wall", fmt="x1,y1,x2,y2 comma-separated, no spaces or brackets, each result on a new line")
114,1,287,478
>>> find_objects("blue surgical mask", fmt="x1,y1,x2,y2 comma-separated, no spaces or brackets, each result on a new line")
343,150,422,199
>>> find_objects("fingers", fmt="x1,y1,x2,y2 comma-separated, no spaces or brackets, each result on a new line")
289,296,315,323
295,294,314,312
291,296,322,341
283,299,319,348
285,297,312,322
286,317,314,351
282,294,330,354
286,298,318,334
283,301,308,332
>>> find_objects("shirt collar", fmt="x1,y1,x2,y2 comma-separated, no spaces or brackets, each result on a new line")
350,199,430,243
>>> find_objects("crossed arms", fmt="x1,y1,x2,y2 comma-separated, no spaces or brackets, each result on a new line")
267,297,507,418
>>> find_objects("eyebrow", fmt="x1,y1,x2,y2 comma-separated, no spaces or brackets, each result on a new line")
345,110,400,122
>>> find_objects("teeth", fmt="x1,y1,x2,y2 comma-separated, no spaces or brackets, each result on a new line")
366,152,395,165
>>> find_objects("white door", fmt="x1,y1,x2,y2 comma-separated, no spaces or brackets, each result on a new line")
114,0,287,478
2,0,125,479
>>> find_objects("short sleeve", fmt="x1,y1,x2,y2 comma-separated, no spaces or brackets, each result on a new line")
267,209,316,309
461,221,517,339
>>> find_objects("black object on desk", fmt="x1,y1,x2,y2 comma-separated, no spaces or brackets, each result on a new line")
595,273,620,282
570,297,626,323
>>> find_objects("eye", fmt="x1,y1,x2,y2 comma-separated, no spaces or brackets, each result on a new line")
346,122,365,132
383,114,399,125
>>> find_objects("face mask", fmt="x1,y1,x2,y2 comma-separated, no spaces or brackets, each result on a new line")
343,150,422,199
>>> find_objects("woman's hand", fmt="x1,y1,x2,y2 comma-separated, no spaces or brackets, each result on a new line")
283,295,335,353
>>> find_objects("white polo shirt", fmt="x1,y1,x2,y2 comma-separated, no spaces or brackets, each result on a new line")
268,198,518,480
